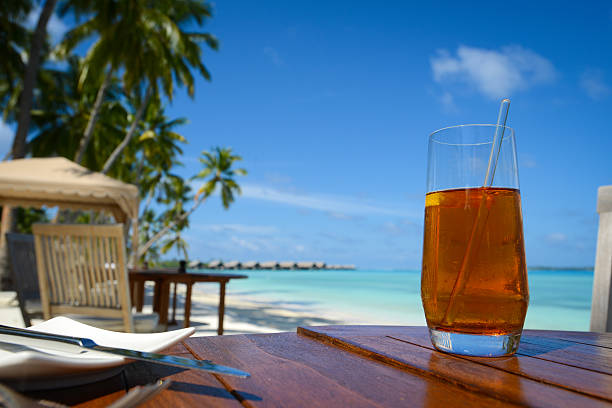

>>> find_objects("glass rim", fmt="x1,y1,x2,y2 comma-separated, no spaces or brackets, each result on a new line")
429,123,515,145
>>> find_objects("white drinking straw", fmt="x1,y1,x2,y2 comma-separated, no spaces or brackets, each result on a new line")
483,98,510,187
441,98,512,326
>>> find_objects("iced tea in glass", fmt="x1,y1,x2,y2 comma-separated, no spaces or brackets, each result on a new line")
421,124,529,357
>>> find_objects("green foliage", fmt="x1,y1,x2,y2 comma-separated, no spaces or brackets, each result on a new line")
15,208,49,234
156,258,181,268
0,0,245,264
57,0,218,99
0,1,32,120
29,56,128,168
194,147,247,209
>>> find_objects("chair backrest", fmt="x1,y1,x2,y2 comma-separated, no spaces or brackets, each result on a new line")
32,224,134,332
6,233,41,326
591,185,612,332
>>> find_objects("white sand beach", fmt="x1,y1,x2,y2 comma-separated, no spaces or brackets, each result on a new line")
0,283,355,336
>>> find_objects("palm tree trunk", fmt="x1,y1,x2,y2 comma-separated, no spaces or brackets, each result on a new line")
101,87,152,174
141,192,155,216
138,195,207,258
2,0,57,291
181,243,188,261
74,68,112,164
11,0,58,159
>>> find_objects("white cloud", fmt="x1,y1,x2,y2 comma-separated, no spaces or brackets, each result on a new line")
230,236,260,251
520,153,537,169
381,219,419,236
580,69,610,100
198,224,278,235
0,120,14,157
431,45,556,99
546,233,567,243
440,91,454,107
263,46,284,66
240,184,416,217
26,6,68,45
437,91,458,112
326,211,358,221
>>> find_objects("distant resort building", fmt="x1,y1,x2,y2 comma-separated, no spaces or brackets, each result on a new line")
207,259,222,269
241,261,259,269
223,260,241,269
188,259,204,269
278,261,296,270
259,261,278,270
197,260,356,271
296,261,315,269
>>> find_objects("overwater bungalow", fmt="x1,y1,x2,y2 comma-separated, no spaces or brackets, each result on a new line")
188,259,203,269
224,260,241,269
325,264,356,270
242,261,259,269
313,262,326,269
259,261,278,270
296,261,315,269
278,261,296,270
208,260,222,269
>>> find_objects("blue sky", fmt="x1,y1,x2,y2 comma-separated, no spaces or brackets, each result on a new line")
2,0,611,268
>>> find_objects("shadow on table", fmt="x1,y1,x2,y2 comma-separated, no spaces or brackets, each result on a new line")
170,381,262,401
517,335,576,357
23,361,253,405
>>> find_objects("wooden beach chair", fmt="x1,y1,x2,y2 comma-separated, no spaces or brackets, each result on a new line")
5,233,43,326
32,224,159,333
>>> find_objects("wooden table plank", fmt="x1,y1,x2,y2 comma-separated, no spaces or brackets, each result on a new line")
524,330,612,349
384,327,612,402
120,341,241,408
19,326,612,408
185,332,519,407
519,336,612,374
299,326,612,407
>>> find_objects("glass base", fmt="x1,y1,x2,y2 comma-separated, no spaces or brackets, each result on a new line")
428,328,522,357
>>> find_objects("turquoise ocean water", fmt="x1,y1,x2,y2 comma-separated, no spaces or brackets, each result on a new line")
196,268,594,331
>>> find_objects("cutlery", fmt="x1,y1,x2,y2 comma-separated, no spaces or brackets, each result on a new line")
0,380,171,408
0,325,249,378
107,379,172,408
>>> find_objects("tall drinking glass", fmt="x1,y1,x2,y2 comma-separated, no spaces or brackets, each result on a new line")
421,124,529,357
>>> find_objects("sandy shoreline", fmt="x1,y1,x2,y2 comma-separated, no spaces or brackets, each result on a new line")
164,284,359,336
0,284,359,336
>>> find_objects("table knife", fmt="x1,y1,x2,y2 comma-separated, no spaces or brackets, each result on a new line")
0,324,250,378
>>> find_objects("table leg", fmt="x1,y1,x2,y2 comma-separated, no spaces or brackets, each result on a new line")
152,281,162,313
157,281,170,328
218,282,226,335
169,283,178,325
183,283,193,328
129,280,134,304
134,281,145,312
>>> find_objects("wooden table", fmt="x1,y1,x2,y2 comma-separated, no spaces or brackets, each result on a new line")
129,269,247,334
31,326,612,407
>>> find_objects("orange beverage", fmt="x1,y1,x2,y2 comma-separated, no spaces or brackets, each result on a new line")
421,187,529,336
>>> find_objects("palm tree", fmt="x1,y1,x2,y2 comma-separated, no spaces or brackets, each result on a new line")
135,97,188,214
57,0,218,168
0,1,32,120
12,0,58,159
28,56,128,167
140,174,191,262
161,232,189,261
138,147,247,257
